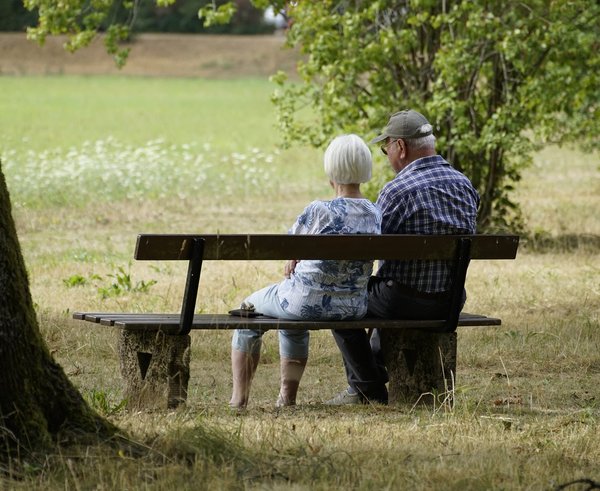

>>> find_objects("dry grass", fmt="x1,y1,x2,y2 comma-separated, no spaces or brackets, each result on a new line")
0,32,298,79
517,146,600,237
8,143,598,489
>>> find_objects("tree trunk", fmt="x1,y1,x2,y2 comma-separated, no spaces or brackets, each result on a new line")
0,163,119,458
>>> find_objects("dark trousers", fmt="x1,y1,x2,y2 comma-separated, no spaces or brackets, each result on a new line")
331,277,462,403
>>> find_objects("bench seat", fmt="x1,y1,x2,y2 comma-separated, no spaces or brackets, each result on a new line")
74,311,502,332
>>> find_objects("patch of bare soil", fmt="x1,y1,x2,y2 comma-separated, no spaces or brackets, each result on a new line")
0,32,298,78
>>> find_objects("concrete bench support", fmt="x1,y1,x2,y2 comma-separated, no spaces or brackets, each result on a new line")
381,329,457,406
119,330,190,409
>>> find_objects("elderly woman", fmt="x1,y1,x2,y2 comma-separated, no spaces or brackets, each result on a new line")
230,134,382,408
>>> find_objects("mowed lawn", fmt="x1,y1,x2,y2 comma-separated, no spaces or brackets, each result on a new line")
1,75,599,490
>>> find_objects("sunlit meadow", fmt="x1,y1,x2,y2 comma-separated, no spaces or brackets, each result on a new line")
0,75,599,490
3,138,284,207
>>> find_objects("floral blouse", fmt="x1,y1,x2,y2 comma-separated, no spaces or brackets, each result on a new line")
277,197,382,320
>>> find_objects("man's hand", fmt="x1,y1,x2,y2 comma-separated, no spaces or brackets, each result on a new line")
284,259,299,278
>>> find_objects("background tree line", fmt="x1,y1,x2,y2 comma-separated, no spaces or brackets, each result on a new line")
0,0,275,34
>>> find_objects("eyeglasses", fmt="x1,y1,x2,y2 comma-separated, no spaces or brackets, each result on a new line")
380,139,397,156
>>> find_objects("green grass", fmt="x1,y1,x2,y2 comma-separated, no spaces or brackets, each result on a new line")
1,75,600,490
0,76,283,150
0,76,323,208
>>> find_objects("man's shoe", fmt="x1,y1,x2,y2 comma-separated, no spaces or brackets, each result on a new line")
325,388,362,405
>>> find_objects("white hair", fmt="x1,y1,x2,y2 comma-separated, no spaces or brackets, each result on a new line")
406,133,436,151
323,134,372,184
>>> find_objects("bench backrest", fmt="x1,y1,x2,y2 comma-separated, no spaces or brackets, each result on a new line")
134,234,519,335
135,234,519,261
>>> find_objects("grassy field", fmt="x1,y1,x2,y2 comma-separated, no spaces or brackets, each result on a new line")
1,75,599,490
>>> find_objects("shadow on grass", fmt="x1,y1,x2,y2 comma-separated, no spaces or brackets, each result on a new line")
2,419,360,489
156,420,361,487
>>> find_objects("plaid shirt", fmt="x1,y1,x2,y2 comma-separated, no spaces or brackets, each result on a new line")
375,155,480,293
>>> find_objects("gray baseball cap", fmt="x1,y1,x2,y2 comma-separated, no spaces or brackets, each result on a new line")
370,110,433,143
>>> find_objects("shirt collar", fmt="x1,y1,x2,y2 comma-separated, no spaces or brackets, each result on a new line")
396,154,448,177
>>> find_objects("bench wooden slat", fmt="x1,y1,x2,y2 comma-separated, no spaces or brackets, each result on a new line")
134,234,519,261
81,313,180,325
73,311,501,333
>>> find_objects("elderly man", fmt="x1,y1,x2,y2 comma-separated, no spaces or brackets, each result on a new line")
327,110,480,405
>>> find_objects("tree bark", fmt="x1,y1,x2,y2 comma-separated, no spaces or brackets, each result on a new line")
0,162,119,459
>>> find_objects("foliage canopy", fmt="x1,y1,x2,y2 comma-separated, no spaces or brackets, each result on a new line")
23,0,600,230
268,0,600,230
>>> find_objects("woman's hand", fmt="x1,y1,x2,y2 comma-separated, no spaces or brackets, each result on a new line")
284,259,299,278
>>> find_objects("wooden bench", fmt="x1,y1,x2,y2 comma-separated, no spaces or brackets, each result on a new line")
74,233,519,408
